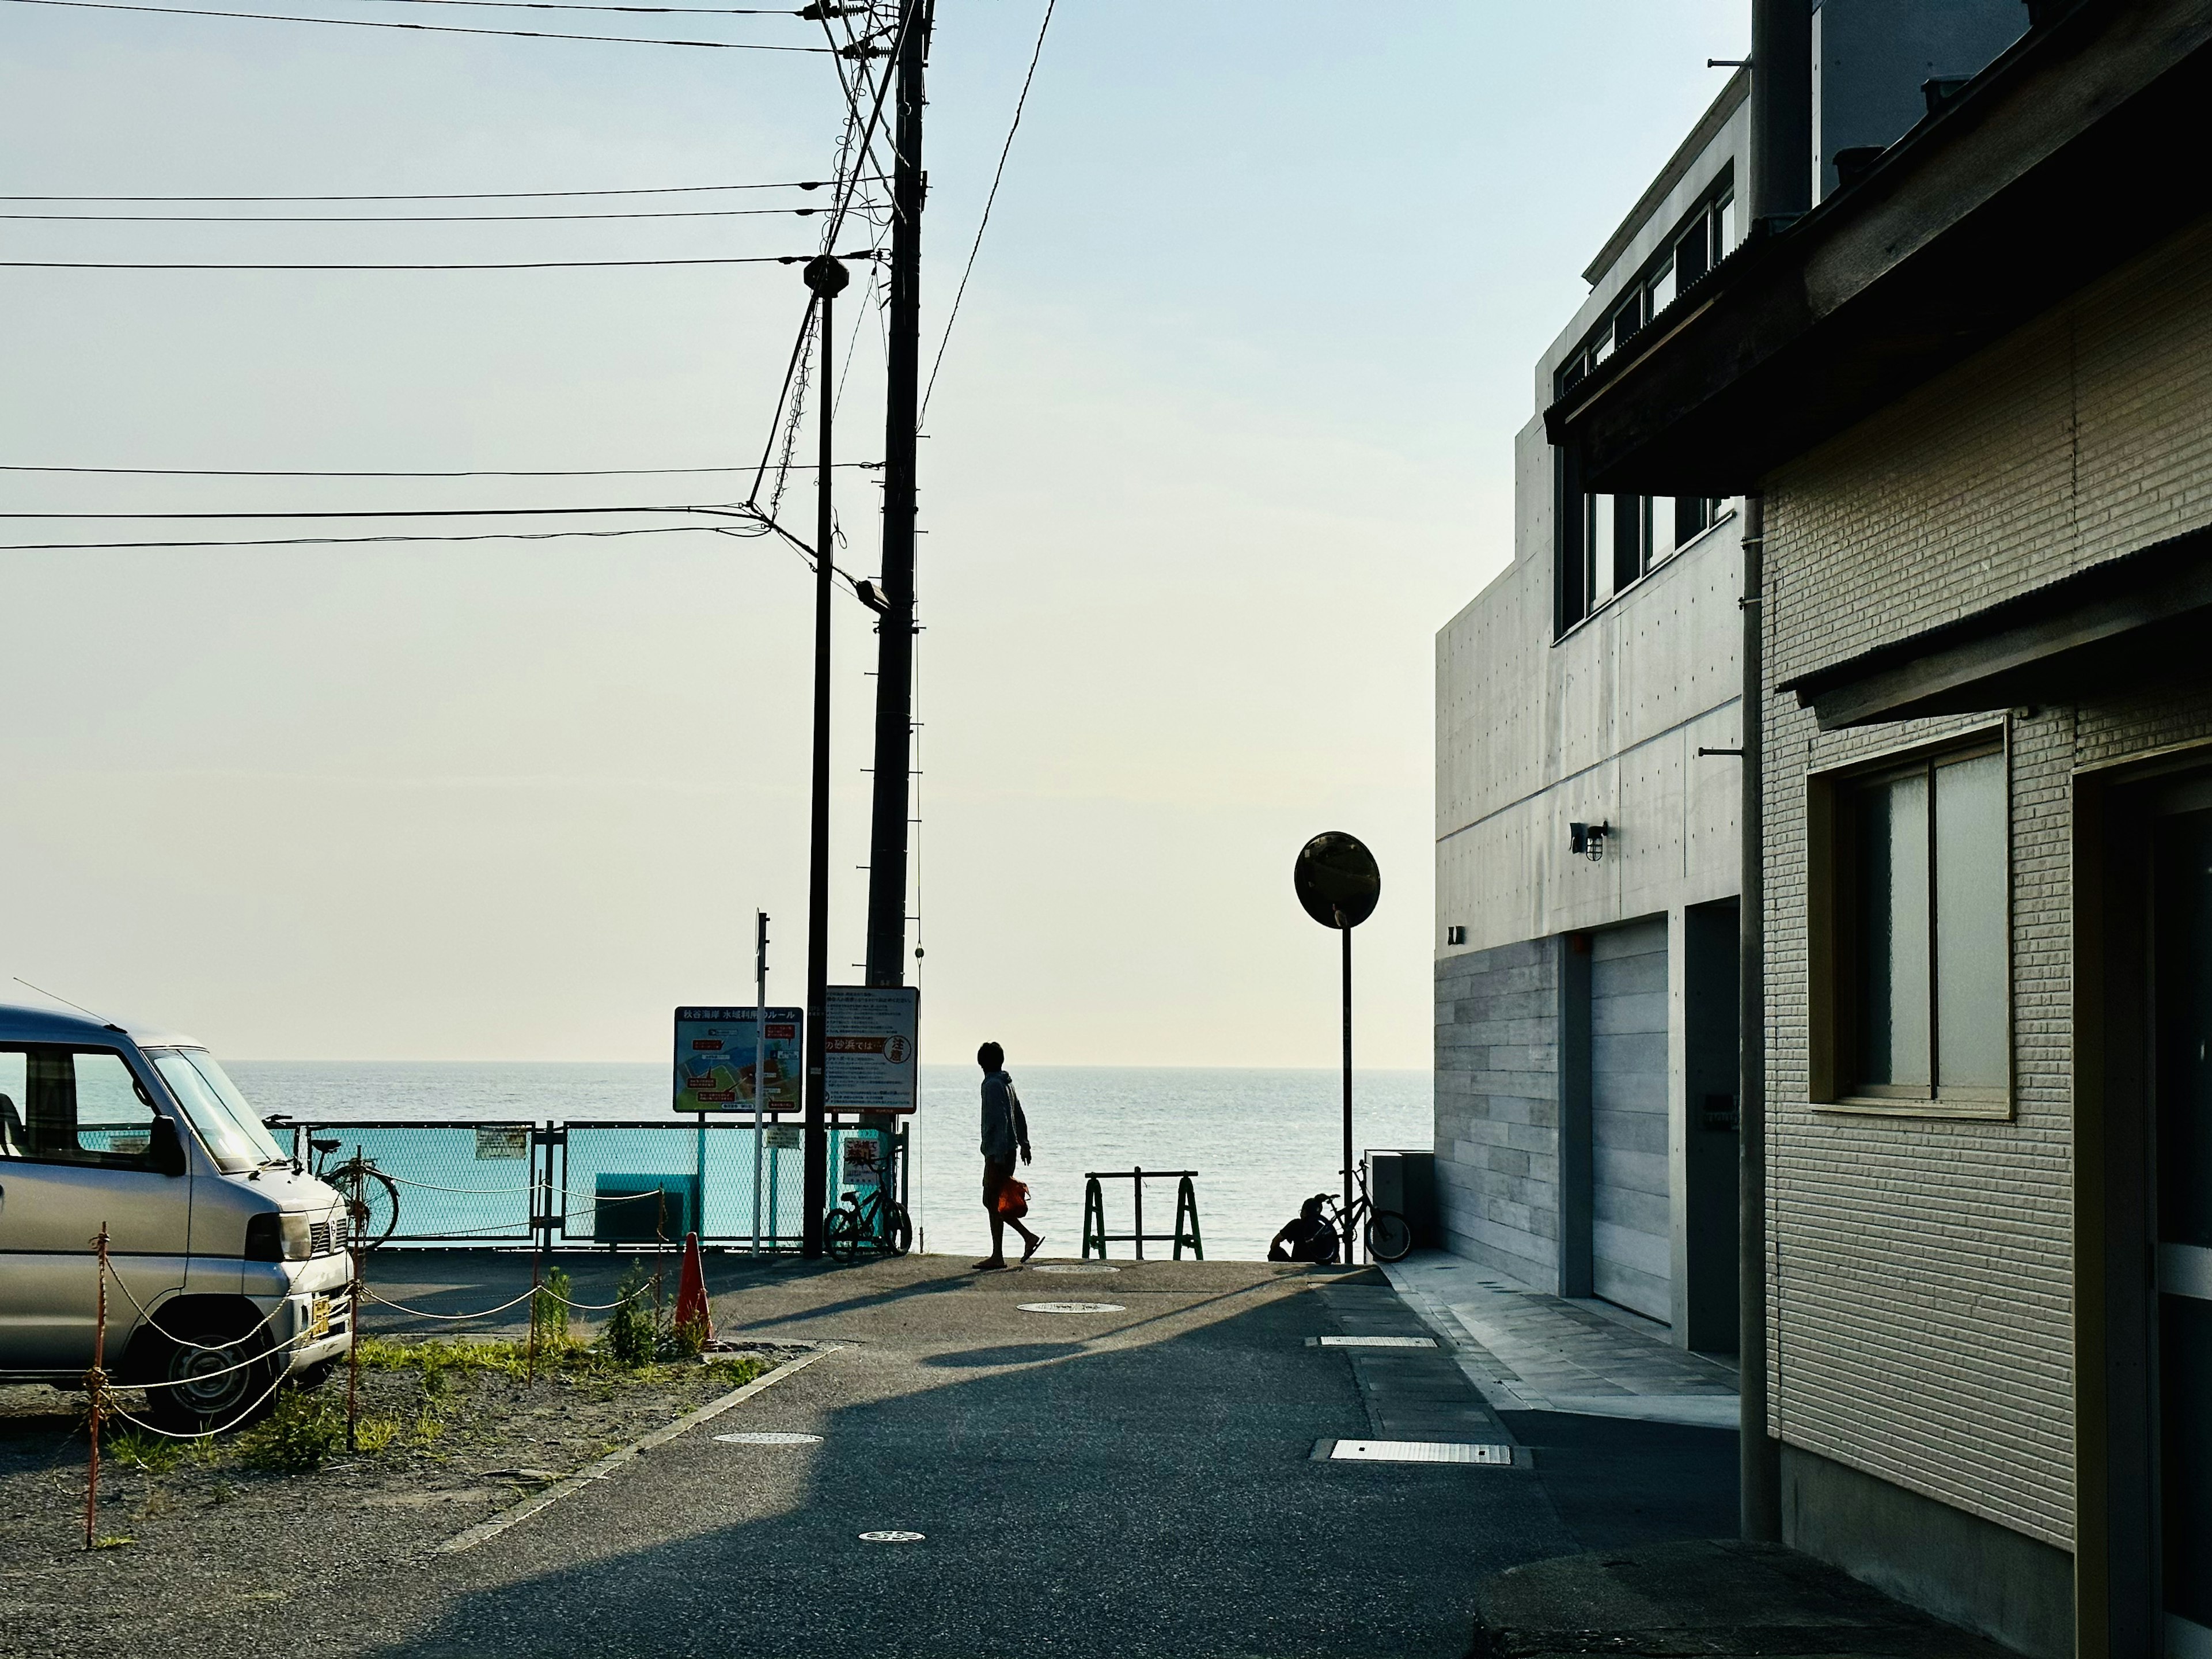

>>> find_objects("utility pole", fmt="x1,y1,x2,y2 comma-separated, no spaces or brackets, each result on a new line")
801,254,849,1258
1740,0,1809,1546
862,0,931,989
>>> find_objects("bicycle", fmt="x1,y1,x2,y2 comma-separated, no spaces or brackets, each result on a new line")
1320,1165,1414,1264
301,1132,402,1252
824,1181,912,1264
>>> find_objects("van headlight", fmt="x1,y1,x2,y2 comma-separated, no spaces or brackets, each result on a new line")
245,1212,313,1262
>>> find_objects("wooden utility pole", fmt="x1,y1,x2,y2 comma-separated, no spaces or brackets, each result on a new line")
862,0,931,989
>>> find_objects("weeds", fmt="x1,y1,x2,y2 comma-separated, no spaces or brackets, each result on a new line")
105,1426,200,1475
604,1264,659,1368
237,1390,347,1473
533,1266,571,1349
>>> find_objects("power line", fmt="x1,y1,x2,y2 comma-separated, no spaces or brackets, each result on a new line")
0,249,884,270
921,0,1054,423
0,503,761,518
0,204,870,222
0,523,764,551
354,0,800,13
1,0,831,48
0,179,880,202
0,461,881,477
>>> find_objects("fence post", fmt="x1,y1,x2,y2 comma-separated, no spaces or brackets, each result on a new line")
1081,1178,1106,1260
1173,1176,1204,1262
84,1221,109,1551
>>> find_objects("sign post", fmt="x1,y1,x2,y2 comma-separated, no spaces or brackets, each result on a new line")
1294,832,1381,1265
675,1002,802,1252
754,913,770,1255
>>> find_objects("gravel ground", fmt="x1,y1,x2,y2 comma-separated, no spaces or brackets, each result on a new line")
0,1336,807,1656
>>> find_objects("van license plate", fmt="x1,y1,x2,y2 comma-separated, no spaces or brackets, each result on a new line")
308,1296,332,1339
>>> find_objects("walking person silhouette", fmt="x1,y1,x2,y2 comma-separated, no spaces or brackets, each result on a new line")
975,1041,1043,1270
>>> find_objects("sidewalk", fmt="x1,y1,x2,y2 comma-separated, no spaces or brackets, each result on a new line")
1386,1251,1740,1427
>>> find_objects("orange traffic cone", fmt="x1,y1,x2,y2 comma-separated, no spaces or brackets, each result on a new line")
674,1231,714,1346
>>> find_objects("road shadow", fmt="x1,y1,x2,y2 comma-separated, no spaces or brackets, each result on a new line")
356,1276,1585,1659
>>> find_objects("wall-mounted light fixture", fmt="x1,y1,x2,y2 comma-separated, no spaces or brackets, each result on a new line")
1569,821,1611,862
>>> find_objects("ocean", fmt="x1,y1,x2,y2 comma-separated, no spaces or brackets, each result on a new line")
226,1061,1434,1262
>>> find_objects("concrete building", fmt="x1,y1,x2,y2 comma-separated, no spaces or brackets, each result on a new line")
1546,1,2212,1654
1433,1,2029,1356
1432,69,1749,1352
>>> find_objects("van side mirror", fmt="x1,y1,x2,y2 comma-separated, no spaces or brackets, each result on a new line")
149,1116,188,1177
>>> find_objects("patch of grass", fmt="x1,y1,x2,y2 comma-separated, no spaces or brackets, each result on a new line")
533,1266,571,1349
604,1264,658,1368
704,1355,766,1388
104,1425,196,1475
238,1389,347,1473
92,1535,136,1550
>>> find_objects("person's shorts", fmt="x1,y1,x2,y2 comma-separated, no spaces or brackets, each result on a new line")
982,1157,1016,1207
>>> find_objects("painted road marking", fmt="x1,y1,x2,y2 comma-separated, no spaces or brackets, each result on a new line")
1031,1264,1119,1274
714,1431,822,1445
859,1531,926,1543
1017,1302,1124,1314
441,1347,834,1554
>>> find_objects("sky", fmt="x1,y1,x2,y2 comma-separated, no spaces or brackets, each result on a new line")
0,0,1748,1069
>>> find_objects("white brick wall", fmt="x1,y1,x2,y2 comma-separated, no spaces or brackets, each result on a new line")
1756,214,2212,1551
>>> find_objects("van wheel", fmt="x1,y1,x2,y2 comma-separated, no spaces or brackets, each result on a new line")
144,1318,278,1435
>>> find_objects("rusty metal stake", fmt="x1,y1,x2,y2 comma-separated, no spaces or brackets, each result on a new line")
84,1221,109,1550
346,1160,363,1454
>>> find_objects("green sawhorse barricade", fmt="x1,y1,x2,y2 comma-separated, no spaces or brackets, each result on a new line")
1080,1167,1203,1260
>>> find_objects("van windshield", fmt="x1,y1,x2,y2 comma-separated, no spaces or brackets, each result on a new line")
149,1048,288,1173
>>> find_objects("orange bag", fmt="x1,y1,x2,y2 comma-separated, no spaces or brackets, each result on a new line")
995,1179,1030,1220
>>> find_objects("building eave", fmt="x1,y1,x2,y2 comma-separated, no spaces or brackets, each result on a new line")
1545,0,2212,497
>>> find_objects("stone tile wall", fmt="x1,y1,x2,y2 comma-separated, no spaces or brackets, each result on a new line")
1434,937,1563,1290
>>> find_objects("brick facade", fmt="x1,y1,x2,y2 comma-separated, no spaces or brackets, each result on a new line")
1759,214,2212,1551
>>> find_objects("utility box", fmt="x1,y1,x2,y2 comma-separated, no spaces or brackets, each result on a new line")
593,1175,699,1244
1366,1150,1438,1248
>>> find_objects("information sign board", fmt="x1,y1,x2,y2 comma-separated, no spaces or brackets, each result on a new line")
673,1006,803,1113
825,986,920,1113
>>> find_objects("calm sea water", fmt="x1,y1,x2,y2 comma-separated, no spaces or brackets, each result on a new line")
226,1062,1433,1261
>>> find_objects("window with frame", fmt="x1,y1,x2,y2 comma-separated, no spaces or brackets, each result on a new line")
0,1046,164,1167
1815,743,2011,1112
1554,180,1739,636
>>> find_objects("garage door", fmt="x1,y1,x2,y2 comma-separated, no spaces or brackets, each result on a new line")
1591,919,1671,1323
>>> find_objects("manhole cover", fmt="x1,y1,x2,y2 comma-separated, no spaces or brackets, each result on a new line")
1031,1264,1119,1274
1018,1302,1124,1315
1311,1335,1437,1349
859,1530,926,1544
713,1432,821,1446
1326,1440,1514,1465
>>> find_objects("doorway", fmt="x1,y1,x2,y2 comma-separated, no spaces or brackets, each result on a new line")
2154,786,2212,1655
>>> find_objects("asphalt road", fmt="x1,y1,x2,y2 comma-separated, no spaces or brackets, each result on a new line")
309,1254,1733,1658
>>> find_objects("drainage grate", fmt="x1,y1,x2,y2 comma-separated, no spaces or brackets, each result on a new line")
1308,1336,1437,1349
1017,1302,1124,1315
1324,1440,1514,1465
713,1432,821,1446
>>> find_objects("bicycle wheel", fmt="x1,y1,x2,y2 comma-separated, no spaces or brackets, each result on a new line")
1365,1209,1414,1264
885,1203,913,1257
342,1166,401,1252
825,1207,861,1264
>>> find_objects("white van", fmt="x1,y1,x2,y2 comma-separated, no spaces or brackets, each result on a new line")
0,1003,353,1430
